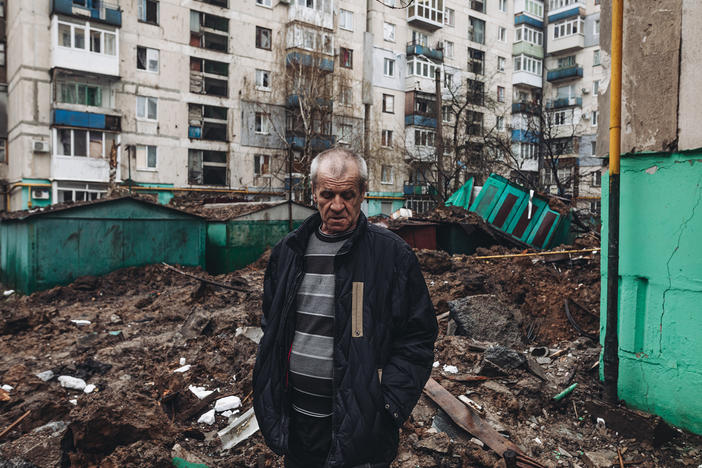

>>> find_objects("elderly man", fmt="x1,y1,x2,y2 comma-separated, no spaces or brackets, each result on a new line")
253,148,437,468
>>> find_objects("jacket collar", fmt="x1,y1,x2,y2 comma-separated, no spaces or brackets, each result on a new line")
286,211,368,256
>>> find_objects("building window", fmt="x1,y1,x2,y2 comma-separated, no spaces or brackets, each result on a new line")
593,80,600,96
255,26,272,50
189,150,227,185
497,86,505,102
58,183,106,202
254,112,269,134
414,129,435,147
0,139,5,163
381,129,393,147
467,79,485,105
136,145,157,169
468,48,485,74
497,56,506,72
56,129,116,158
442,105,451,122
553,17,584,39
498,27,506,42
444,72,453,89
57,21,116,56
256,69,271,90
444,8,455,27
553,110,571,126
381,165,393,184
594,19,600,35
339,85,352,106
411,30,428,47
407,57,438,78
513,54,542,75
188,104,228,141
444,40,454,58
340,47,353,68
549,0,582,9
593,49,600,66
137,46,159,72
57,81,104,107
591,141,597,155
136,96,158,120
383,22,395,41
254,154,271,175
256,0,272,6
0,43,5,67
469,0,485,13
499,0,507,12
557,55,576,69
383,58,395,77
469,17,486,44
592,170,601,187
592,110,598,126
382,94,394,113
340,9,353,30
138,0,159,25
515,24,543,46
496,116,505,131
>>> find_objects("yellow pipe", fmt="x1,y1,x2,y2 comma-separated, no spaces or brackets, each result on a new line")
609,0,623,175
473,248,600,260
6,183,53,212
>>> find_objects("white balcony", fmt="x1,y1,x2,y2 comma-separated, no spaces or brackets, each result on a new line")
407,0,444,31
546,33,584,54
50,16,119,77
287,0,333,30
512,71,542,88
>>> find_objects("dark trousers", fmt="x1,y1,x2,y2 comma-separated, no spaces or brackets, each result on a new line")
285,411,332,468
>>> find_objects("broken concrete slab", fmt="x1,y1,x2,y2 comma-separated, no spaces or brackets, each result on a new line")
416,432,450,454
582,449,617,468
448,295,523,347
484,345,526,370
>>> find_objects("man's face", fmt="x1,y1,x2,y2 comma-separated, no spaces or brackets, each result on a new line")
314,159,364,234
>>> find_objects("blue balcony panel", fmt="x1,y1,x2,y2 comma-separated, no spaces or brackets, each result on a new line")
286,52,334,73
188,126,202,139
512,102,539,114
405,115,437,128
52,0,122,27
286,135,336,151
286,94,333,110
546,66,583,82
406,43,444,62
546,96,582,109
548,7,583,22
511,129,540,143
53,109,104,129
514,14,544,29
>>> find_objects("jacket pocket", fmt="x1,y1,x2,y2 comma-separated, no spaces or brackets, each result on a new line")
352,281,364,338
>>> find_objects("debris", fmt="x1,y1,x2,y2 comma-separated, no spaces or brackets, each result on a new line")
553,383,577,401
0,410,31,441
584,399,677,447
58,375,87,391
442,364,458,374
582,449,618,468
448,295,523,347
218,407,259,451
162,262,250,293
180,310,212,339
197,409,216,426
564,299,597,341
524,355,549,381
189,385,215,400
70,319,91,326
533,437,542,445
221,410,238,419
110,313,122,324
470,437,485,448
484,345,526,370
173,365,191,374
416,432,450,454
83,384,96,394
214,396,241,412
235,326,263,344
423,378,544,467
172,456,210,468
432,361,440,368
179,357,187,366
69,399,78,405
458,395,483,413
3,290,15,296
1,384,13,392
442,374,489,383
0,388,9,402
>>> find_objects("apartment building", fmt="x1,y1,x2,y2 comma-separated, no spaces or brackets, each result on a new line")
1,0,600,215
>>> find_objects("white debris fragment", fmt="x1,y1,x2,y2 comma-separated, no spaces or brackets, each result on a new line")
83,384,96,394
534,437,542,445
215,396,242,412
173,365,191,373
1,384,13,392
70,319,91,326
197,409,216,425
458,395,483,412
221,409,240,419
218,407,259,450
469,437,484,448
58,376,87,391
596,417,606,427
69,399,78,406
179,357,186,366
3,290,15,297
36,370,55,381
442,364,458,374
235,327,263,344
432,361,440,368
188,385,214,400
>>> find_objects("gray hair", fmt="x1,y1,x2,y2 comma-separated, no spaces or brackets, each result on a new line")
310,148,368,191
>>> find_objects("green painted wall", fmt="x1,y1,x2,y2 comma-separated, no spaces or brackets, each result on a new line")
0,199,206,293
206,220,303,274
366,192,405,217
21,178,52,210
600,150,702,435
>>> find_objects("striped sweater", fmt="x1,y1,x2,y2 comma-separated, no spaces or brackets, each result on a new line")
288,228,351,418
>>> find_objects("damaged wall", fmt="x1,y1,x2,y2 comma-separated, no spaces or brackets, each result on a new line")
600,152,702,435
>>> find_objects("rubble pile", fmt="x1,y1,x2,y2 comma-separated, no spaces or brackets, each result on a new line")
1,241,701,467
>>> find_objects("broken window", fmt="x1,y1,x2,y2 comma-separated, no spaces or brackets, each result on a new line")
466,111,483,136
255,69,271,89
468,48,484,74
467,79,484,105
137,46,159,72
138,0,159,24
340,47,353,69
204,77,227,97
254,112,269,134
189,149,227,185
201,0,228,6
381,165,393,184
254,154,271,176
256,26,272,50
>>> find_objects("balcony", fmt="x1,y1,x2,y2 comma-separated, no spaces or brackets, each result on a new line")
287,1,333,30
403,183,437,196
285,134,336,151
286,94,333,111
547,33,584,54
50,16,120,77
548,2,585,22
52,0,122,27
407,0,444,31
511,129,539,143
52,109,120,130
406,41,444,62
514,0,543,19
545,96,582,109
512,71,542,89
512,101,540,114
405,115,437,128
514,14,543,29
546,65,583,82
285,52,334,73
512,42,544,59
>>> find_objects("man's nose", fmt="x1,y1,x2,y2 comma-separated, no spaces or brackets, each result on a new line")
330,196,345,211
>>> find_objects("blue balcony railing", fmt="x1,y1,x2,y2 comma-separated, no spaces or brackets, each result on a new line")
514,14,543,28
406,41,444,62
286,52,334,73
52,0,122,27
546,66,583,82
53,109,121,131
512,102,539,114
403,183,437,196
511,129,540,143
285,134,336,151
286,94,333,110
546,96,582,109
405,114,437,128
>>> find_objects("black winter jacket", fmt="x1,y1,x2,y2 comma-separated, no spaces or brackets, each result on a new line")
252,212,438,467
